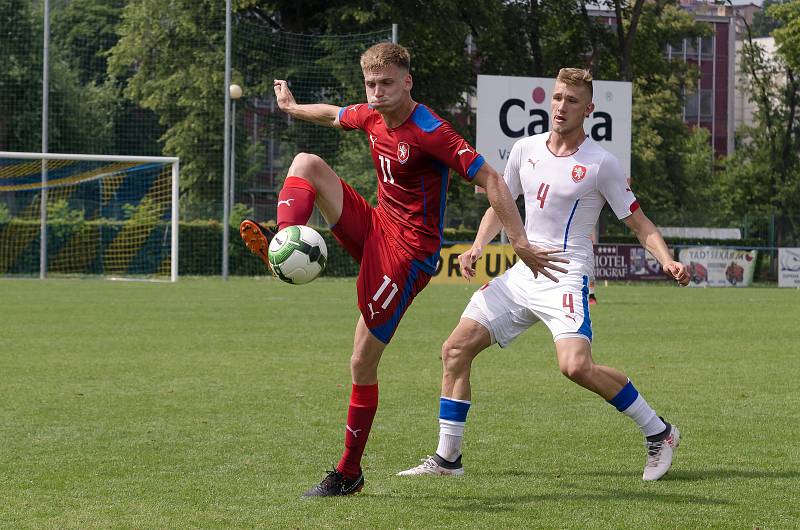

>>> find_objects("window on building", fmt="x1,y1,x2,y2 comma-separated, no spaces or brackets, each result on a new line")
684,89,713,120
700,35,714,58
700,89,713,119
685,90,699,120
686,37,698,58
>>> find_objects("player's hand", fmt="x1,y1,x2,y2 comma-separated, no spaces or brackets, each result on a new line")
458,245,484,281
664,260,690,286
273,80,297,113
513,242,569,283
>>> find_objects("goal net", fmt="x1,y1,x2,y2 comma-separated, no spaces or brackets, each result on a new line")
0,152,179,281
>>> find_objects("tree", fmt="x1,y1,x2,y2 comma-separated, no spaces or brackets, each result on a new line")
0,0,114,154
751,0,783,38
611,0,647,81
109,0,228,211
618,2,710,218
721,1,800,246
52,0,126,86
0,0,42,151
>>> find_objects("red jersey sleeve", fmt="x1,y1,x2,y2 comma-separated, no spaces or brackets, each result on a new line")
422,120,485,182
338,104,371,131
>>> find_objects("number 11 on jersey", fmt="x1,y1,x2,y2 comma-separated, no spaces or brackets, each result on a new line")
378,155,395,184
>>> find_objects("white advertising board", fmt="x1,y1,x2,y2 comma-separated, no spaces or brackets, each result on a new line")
476,75,632,176
679,246,758,287
778,248,800,288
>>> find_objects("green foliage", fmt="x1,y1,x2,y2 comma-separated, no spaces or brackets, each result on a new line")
679,126,717,213
0,0,42,151
109,0,227,206
48,199,85,223
751,0,784,38
51,0,125,86
332,132,375,203
770,0,800,71
625,4,711,219
48,0,159,155
3,0,795,246
228,202,254,227
120,197,161,227
727,5,800,246
0,202,9,223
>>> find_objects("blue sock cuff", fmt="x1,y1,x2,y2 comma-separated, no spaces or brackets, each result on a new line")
439,397,471,422
607,381,639,412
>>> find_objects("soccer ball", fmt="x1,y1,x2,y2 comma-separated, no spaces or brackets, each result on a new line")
267,225,328,284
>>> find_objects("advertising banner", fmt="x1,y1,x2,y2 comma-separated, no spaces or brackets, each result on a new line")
431,243,518,285
593,244,667,281
476,75,632,176
778,248,800,288
678,246,757,287
431,243,669,284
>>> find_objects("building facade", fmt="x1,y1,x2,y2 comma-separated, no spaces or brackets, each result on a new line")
666,8,736,157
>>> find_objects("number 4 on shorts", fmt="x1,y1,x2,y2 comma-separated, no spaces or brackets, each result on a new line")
562,293,574,313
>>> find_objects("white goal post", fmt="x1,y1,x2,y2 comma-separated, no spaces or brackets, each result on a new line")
0,151,180,282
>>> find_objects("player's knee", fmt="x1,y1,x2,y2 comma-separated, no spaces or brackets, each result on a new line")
289,152,324,176
350,351,375,372
441,339,472,374
559,357,592,384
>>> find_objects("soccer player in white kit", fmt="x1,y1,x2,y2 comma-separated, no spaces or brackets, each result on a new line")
398,68,690,481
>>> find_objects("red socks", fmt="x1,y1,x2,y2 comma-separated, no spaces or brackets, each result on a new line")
337,383,379,479
277,176,316,230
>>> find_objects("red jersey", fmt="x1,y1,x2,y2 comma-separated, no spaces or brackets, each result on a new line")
338,103,485,274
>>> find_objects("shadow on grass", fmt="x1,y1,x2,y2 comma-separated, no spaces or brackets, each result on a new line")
372,487,731,513
580,468,800,481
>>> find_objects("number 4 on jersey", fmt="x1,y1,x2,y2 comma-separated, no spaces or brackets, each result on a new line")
537,182,550,209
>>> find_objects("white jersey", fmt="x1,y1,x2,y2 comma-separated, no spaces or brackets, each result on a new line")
504,133,638,274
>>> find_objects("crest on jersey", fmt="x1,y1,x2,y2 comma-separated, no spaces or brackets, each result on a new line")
571,164,587,183
397,142,410,164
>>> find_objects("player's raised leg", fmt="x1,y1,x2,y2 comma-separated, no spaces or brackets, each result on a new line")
397,318,490,476
555,338,679,480
239,152,343,270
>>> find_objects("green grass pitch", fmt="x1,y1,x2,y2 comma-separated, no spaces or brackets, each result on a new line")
1,278,798,528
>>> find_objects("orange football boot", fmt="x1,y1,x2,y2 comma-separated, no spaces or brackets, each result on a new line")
239,219,276,273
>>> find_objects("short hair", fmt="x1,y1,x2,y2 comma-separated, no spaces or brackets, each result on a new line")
360,42,411,72
556,68,593,100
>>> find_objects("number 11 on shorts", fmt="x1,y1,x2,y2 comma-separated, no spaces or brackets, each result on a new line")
373,275,399,310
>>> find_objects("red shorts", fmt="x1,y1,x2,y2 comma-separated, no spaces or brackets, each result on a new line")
331,179,431,344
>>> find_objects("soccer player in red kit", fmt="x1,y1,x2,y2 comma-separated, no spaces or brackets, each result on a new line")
239,42,568,497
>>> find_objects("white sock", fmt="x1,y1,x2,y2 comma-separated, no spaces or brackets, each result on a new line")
436,419,465,462
622,394,666,437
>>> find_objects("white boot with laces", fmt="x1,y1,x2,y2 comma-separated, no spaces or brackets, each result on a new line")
643,422,680,481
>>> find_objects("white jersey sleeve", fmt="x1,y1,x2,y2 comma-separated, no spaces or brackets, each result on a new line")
596,153,638,219
502,140,524,199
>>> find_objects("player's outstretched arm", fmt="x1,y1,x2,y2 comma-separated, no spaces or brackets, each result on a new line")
273,80,342,128
472,164,569,282
623,209,690,286
458,207,503,280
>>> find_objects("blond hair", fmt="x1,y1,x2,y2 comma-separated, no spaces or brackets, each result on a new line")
360,42,411,72
556,68,593,99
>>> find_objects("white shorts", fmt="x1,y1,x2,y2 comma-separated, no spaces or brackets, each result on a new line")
461,262,592,347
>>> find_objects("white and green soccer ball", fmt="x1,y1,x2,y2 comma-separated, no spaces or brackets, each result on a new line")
267,225,328,284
